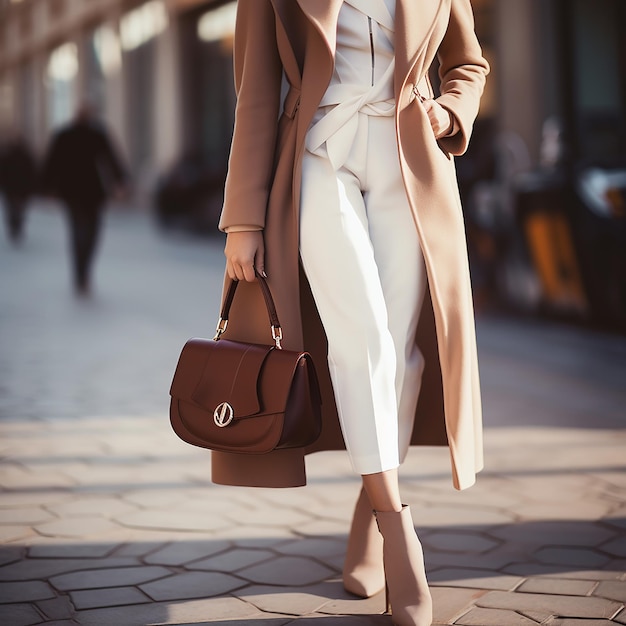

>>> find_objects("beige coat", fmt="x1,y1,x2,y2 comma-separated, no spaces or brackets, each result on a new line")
214,0,489,490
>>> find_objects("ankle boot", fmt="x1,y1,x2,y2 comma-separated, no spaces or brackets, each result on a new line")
342,487,385,597
375,506,433,626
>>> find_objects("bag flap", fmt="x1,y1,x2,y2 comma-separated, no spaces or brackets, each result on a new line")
170,337,315,423
170,338,273,417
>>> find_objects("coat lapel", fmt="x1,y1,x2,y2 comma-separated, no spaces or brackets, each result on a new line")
292,0,449,88
394,0,449,91
295,0,343,56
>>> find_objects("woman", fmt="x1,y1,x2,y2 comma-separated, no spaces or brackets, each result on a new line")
218,1,489,624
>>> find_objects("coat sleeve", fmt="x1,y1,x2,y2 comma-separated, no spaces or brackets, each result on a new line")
435,0,490,156
218,0,283,232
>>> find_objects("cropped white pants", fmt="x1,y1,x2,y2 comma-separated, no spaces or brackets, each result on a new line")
299,114,427,475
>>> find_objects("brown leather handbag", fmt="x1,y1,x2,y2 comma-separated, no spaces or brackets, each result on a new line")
169,274,322,454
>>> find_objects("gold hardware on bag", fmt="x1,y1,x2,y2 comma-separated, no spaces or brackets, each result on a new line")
272,326,283,349
214,402,234,427
214,318,228,340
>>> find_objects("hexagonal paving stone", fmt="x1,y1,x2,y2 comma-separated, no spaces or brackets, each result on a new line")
534,546,611,568
187,548,274,573
418,482,523,509
490,521,617,548
430,586,489,624
74,596,262,625
236,582,333,616
503,563,622,580
512,501,612,521
109,536,172,558
295,519,350,538
139,571,245,601
34,516,120,538
237,555,334,586
519,609,555,623
455,607,540,625
425,548,524,572
503,474,598,504
428,568,522,591
0,557,140,581
28,540,119,559
218,524,296,549
257,488,329,511
0,546,23,567
516,577,597,596
114,510,230,533
35,595,74,620
46,497,138,518
0,602,43,626
144,539,231,566
275,536,346,560
416,505,514,528
599,536,626,558
0,507,56,525
319,593,387,617
593,580,626,602
422,531,500,553
0,581,56,603
226,507,313,528
0,492,72,508
0,525,31,543
121,490,189,508
0,467,75,489
50,565,171,591
70,586,151,610
476,590,623,619
604,510,626,531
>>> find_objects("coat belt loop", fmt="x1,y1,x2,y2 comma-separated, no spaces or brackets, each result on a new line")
283,87,302,119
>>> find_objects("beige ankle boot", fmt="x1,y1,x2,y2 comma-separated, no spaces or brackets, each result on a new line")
342,487,385,597
375,506,433,626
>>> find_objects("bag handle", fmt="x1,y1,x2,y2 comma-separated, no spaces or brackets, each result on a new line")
213,271,283,349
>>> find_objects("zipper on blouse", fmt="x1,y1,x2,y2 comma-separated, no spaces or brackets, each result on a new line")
368,16,375,86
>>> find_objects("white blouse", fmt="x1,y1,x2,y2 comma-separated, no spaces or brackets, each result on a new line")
305,0,397,169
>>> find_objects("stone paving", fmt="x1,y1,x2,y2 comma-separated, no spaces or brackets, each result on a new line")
0,205,625,625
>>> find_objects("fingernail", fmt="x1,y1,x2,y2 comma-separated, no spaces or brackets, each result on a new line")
261,270,268,278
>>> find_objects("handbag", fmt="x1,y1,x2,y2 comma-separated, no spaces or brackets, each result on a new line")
169,273,322,454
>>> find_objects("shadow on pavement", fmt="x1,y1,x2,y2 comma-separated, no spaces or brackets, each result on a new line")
0,516,623,624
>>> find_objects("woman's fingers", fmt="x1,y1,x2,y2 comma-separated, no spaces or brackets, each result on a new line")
224,231,265,282
421,99,453,138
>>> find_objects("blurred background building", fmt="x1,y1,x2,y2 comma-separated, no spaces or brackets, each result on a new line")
1,0,625,326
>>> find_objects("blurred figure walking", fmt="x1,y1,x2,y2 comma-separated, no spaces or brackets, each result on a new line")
42,103,127,295
0,134,37,244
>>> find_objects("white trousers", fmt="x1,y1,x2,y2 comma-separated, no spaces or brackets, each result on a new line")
299,114,427,475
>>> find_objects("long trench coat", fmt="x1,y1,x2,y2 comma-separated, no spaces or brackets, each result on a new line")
213,0,489,490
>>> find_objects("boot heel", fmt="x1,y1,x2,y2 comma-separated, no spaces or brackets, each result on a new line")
375,506,433,626
343,488,385,598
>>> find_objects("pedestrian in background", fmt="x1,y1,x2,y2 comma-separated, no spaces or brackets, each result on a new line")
0,133,37,244
42,103,127,295
219,1,489,625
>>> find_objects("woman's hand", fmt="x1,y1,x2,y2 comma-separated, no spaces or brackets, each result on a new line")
421,99,454,139
224,230,266,282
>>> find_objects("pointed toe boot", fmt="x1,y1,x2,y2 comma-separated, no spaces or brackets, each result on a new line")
342,487,385,597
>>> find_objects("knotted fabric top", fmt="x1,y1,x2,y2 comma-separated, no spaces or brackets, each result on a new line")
305,0,397,169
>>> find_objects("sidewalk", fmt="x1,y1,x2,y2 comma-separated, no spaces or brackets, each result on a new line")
1,206,625,625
